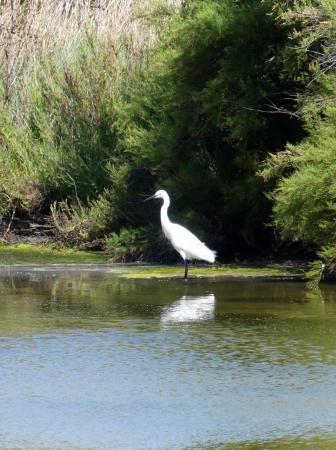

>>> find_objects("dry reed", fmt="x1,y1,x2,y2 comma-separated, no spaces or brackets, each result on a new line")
0,0,180,101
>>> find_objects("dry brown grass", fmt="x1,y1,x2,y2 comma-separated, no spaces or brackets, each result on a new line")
0,0,180,101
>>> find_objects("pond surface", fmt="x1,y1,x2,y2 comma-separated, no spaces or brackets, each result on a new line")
1,267,336,449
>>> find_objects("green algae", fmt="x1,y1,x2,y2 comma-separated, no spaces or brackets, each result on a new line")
119,264,304,279
0,243,305,279
0,243,109,265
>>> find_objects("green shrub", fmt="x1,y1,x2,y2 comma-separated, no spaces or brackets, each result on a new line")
112,0,306,255
105,226,176,262
261,1,336,283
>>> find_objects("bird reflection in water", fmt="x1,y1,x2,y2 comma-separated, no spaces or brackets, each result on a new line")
161,293,215,323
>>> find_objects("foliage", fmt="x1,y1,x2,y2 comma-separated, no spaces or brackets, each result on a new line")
0,0,172,210
269,124,336,246
0,0,168,102
305,260,325,289
112,0,307,257
105,226,175,262
262,1,336,283
2,0,336,266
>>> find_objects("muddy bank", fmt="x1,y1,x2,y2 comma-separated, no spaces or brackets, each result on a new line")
0,215,53,245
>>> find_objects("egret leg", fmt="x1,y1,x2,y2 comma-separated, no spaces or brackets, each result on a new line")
184,260,188,280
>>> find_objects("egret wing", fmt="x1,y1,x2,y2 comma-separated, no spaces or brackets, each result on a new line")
169,223,216,262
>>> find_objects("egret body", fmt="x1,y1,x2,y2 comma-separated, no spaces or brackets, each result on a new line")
144,190,216,279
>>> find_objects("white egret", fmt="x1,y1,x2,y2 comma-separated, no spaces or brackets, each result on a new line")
144,190,216,279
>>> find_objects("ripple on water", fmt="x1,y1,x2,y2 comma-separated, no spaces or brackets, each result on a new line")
0,273,336,449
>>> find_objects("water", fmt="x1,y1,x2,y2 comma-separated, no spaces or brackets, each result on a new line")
1,267,336,449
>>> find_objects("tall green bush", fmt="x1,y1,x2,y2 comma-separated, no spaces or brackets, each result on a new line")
2,0,327,264
261,0,336,281
112,0,306,256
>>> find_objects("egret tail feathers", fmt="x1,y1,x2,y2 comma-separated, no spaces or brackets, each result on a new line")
185,242,216,263
202,247,216,263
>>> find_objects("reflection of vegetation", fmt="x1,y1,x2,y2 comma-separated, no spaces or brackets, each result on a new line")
0,273,182,331
305,286,324,303
1,273,336,368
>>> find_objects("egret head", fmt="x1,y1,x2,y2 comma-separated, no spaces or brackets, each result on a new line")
143,190,169,202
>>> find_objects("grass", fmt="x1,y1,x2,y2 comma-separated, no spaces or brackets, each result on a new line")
0,0,165,95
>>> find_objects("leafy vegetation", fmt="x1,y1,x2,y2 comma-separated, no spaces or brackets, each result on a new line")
115,0,307,258
261,1,336,283
1,0,336,281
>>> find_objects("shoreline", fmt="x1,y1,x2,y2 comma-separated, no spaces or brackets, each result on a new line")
0,262,306,280
0,242,309,280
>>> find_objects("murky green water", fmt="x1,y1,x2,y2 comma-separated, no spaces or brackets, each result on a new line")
1,267,336,449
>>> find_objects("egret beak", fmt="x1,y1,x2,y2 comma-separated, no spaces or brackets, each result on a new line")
143,194,157,202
